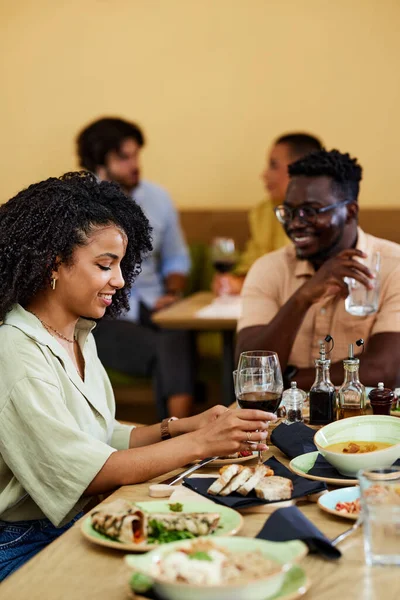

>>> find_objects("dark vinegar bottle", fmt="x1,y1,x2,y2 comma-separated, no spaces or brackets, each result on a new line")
309,341,336,425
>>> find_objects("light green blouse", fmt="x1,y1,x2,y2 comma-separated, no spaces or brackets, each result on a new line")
0,305,134,526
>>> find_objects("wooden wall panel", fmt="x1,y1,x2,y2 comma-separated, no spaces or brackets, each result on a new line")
180,209,400,248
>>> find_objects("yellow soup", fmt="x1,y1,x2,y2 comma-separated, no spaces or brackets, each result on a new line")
325,441,392,454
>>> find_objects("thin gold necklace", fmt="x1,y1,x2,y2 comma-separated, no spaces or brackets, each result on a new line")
30,311,76,344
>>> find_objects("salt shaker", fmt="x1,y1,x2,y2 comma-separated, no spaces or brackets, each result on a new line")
282,382,306,425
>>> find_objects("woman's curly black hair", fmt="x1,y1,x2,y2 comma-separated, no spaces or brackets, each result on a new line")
288,149,363,203
0,171,152,321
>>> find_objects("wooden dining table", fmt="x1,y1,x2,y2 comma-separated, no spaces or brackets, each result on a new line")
152,291,238,406
2,445,399,600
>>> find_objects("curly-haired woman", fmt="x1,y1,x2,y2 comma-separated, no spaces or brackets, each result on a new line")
0,172,275,579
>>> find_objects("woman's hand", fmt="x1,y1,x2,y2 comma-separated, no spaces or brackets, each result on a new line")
191,408,277,458
180,405,228,434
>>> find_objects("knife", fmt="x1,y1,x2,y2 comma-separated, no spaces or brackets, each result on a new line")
160,456,219,486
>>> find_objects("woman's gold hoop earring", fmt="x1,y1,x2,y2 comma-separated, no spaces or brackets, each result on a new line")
51,278,57,290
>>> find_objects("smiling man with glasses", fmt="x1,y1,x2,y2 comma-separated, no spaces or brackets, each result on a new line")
236,149,400,389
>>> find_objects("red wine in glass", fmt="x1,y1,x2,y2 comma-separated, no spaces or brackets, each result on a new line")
213,259,236,274
237,391,282,413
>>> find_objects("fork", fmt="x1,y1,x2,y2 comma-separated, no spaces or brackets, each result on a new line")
331,516,363,547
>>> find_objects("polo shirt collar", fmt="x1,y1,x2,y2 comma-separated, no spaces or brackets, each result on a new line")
294,257,315,278
355,227,368,253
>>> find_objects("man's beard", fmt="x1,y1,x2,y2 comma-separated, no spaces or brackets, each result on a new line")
296,227,345,265
105,168,140,194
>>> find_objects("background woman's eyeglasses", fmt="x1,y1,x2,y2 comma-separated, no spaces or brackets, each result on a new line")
274,199,353,225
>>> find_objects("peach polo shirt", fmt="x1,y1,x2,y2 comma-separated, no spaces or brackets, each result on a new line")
238,228,400,368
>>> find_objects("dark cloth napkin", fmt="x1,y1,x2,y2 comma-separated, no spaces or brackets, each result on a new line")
270,422,317,459
183,456,326,509
310,455,400,479
256,505,341,560
271,422,400,480
309,454,355,480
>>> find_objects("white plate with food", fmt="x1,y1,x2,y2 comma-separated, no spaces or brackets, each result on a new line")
126,536,309,600
317,486,360,520
81,499,243,552
192,451,256,467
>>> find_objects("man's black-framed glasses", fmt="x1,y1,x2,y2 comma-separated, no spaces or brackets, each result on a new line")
274,199,353,225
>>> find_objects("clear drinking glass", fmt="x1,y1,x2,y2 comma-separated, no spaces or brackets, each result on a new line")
345,251,380,316
235,351,283,463
358,466,400,566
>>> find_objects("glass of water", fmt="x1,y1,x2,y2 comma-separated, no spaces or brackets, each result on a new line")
345,251,380,316
358,466,400,566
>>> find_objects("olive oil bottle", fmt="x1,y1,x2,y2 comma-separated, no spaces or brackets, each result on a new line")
338,343,366,419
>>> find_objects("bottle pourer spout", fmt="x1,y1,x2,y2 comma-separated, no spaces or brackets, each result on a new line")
348,343,354,359
319,341,326,361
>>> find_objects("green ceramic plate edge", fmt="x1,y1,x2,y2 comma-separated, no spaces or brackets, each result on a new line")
289,451,319,474
129,565,308,600
270,564,308,599
82,501,242,544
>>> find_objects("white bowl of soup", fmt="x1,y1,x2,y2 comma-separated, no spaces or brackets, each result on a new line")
314,415,400,477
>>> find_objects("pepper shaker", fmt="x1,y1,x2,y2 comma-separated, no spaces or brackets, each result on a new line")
282,382,306,425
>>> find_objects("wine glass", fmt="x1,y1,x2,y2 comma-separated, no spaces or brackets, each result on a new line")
236,351,284,463
210,237,238,295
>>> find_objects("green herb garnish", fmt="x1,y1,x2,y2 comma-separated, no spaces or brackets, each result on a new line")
168,502,183,512
147,519,195,544
188,551,212,561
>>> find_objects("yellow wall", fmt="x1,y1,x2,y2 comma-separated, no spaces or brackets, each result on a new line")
1,0,399,208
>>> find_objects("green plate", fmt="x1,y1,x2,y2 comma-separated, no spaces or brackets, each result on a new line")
289,451,358,485
126,537,309,600
270,565,310,600
131,566,309,600
81,500,243,552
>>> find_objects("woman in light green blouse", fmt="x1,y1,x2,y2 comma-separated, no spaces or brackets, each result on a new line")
0,172,275,579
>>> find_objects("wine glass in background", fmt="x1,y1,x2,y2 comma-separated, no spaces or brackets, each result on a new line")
211,238,238,295
235,351,284,463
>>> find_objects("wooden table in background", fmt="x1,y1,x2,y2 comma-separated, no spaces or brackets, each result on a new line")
152,292,237,406
2,446,399,600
